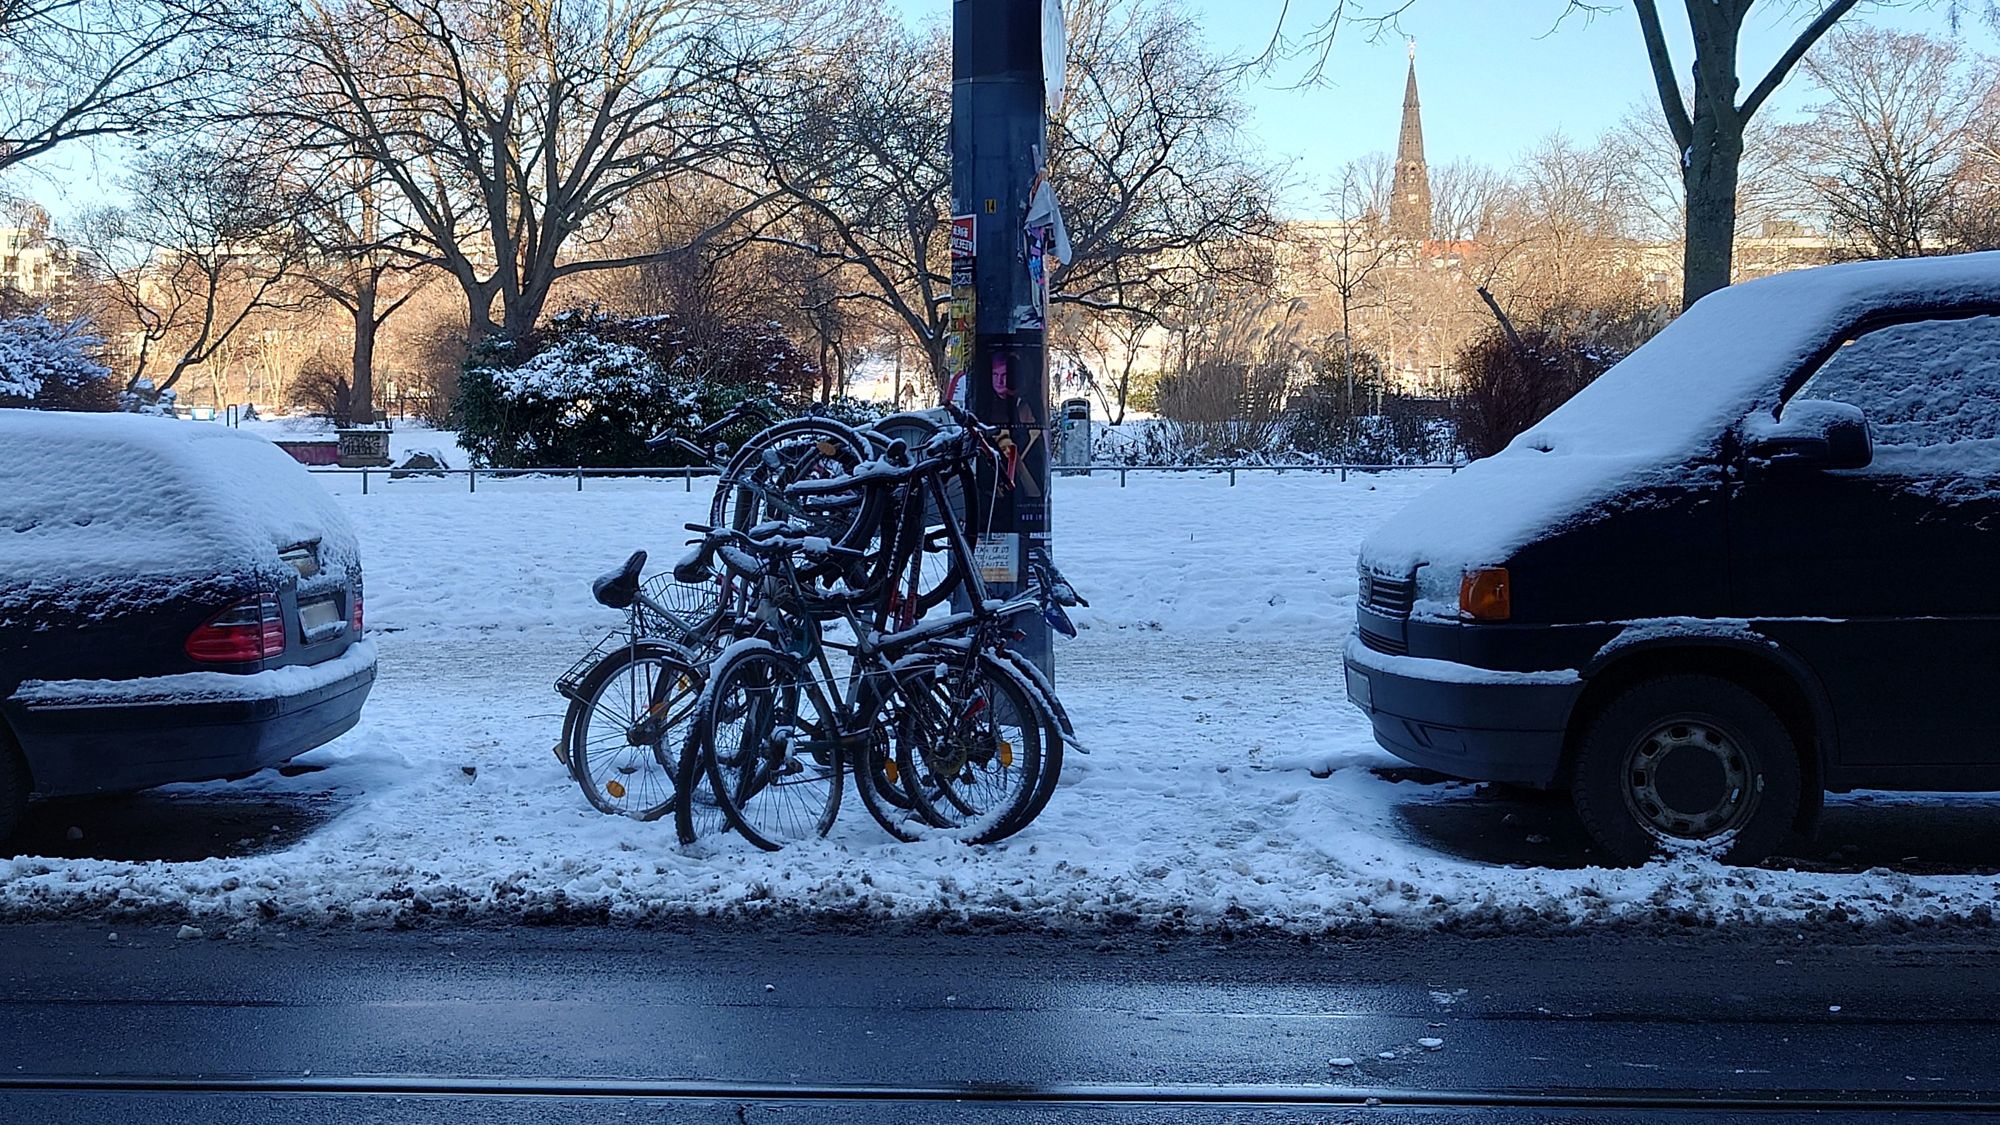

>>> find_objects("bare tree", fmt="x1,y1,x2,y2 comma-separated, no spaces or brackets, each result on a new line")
1312,154,1397,415
286,159,430,422
716,0,1278,392
1274,1,1941,306
0,0,240,177
1785,27,1995,259
273,0,787,341
75,143,307,396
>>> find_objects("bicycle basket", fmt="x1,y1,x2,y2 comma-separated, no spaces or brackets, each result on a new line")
636,573,724,650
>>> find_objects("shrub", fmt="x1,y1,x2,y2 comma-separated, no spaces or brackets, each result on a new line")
289,353,357,426
1452,301,1666,459
455,308,823,468
0,314,116,411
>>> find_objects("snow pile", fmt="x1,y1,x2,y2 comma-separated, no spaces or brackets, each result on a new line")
5,470,2000,934
0,410,360,619
1362,252,2000,579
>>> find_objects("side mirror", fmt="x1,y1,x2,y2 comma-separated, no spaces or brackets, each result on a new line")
1743,399,1873,471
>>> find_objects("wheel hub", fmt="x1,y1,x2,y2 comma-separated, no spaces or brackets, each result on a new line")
1623,718,1755,839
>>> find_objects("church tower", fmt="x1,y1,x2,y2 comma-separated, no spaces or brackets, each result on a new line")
1389,41,1432,242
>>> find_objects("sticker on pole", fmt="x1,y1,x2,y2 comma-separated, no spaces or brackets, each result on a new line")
1043,0,1067,113
974,533,1019,585
949,215,977,258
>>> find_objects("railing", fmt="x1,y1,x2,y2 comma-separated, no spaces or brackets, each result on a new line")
306,461,1460,494
1065,463,1461,486
306,465,720,494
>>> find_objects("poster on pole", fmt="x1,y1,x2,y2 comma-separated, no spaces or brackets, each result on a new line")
945,215,978,403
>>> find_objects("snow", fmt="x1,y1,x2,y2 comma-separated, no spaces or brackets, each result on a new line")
230,416,471,468
0,410,360,621
13,641,375,708
6,468,2000,933
1362,252,2000,585
1342,639,1580,686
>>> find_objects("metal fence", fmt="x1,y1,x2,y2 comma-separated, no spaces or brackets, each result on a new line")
305,461,1461,494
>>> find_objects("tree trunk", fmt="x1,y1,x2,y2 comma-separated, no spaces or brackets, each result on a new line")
351,275,378,425
1682,117,1744,307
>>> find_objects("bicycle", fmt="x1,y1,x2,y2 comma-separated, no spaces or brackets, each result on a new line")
675,420,1075,848
550,550,723,819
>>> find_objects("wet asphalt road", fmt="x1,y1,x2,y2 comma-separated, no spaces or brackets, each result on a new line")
4,921,2000,1122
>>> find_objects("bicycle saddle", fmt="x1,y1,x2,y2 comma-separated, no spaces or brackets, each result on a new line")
592,550,647,609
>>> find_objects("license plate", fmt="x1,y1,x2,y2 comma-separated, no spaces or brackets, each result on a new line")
1345,666,1372,710
300,598,341,635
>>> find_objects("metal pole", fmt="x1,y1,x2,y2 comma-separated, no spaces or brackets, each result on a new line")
956,0,1054,679
361,469,369,496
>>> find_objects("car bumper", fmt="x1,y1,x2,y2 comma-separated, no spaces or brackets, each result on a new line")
1342,633,1579,786
4,641,377,796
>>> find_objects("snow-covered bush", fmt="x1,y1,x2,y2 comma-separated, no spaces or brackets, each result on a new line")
0,314,116,411
117,377,177,416
456,308,822,468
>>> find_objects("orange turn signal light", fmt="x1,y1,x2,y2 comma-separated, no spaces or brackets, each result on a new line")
1459,568,1511,622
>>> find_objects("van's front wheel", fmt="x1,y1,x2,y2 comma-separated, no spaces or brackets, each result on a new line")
1569,675,1801,866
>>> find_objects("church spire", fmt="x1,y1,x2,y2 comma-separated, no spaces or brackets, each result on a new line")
1390,40,1432,241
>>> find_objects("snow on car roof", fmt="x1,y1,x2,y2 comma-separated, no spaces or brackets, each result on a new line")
1364,252,2000,577
0,410,359,615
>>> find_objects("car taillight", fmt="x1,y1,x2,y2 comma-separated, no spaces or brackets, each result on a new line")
350,586,364,637
186,593,287,663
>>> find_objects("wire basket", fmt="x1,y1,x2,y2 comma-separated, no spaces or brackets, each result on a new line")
636,573,724,651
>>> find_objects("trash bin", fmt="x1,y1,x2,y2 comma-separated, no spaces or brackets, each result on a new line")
1057,398,1092,471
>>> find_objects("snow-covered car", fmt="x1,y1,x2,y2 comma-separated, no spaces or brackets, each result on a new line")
0,411,375,844
1345,252,2000,865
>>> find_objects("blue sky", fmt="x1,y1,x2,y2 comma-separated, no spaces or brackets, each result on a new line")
16,1,1995,222
898,0,1997,217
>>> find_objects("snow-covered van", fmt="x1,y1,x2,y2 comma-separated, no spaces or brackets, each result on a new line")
0,411,375,843
1345,253,2000,864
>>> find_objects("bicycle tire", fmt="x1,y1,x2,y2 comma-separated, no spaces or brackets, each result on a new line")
895,651,1044,844
567,641,702,821
695,642,844,851
711,418,872,545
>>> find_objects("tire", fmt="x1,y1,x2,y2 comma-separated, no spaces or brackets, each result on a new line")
567,642,701,821
0,735,29,851
1569,675,1803,866
710,418,870,543
995,650,1066,828
696,644,842,851
871,412,975,614
896,653,1044,844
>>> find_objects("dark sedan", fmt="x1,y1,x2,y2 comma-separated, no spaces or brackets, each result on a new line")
0,410,375,845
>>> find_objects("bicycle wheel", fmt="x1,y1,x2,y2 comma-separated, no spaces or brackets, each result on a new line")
895,652,1044,844
697,643,843,850
992,647,1068,828
848,665,944,841
567,642,702,821
711,418,871,543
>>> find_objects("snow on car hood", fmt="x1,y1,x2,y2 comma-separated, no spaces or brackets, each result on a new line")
1362,251,2000,577
0,410,360,620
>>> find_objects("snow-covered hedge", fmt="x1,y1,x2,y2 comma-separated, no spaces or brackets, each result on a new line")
455,308,823,468
0,314,115,411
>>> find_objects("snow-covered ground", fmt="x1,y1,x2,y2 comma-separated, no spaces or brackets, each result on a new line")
5,468,1997,932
